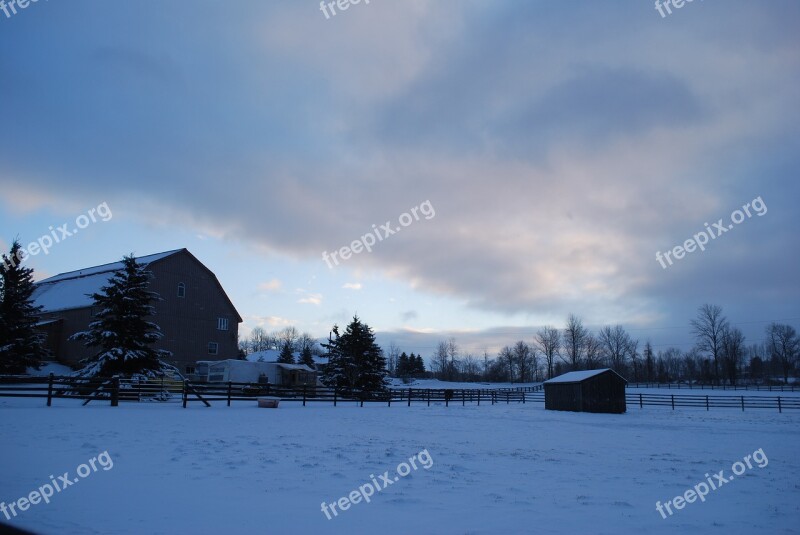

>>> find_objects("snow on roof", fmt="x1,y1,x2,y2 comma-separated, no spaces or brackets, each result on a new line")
276,363,315,372
544,368,626,384
32,250,183,313
38,250,183,284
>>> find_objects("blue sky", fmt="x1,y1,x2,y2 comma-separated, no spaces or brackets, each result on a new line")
1,0,798,357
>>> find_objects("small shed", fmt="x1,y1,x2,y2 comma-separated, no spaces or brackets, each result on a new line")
544,368,627,414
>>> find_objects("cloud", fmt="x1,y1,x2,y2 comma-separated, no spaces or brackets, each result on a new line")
258,279,282,292
1,1,798,330
401,310,418,321
297,291,323,306
342,282,362,290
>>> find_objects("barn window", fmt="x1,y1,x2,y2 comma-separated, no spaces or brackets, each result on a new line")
217,318,229,331
185,365,195,374
208,342,219,355
177,282,186,298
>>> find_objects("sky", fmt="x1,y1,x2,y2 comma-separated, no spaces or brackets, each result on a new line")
1,0,798,359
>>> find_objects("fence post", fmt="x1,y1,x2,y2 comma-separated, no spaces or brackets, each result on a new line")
639,393,642,409
477,390,481,406
522,392,526,404
741,396,744,412
427,389,430,407
671,395,674,410
388,390,391,407
507,392,510,404
111,376,120,407
183,380,188,408
408,388,412,407
445,391,449,408
462,390,465,406
227,382,232,407
303,385,307,407
705,395,709,411
47,373,54,407
777,396,782,413
334,389,337,407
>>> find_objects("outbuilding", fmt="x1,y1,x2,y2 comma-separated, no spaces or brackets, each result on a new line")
544,368,627,414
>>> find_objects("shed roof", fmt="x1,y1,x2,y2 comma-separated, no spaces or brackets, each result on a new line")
544,368,627,385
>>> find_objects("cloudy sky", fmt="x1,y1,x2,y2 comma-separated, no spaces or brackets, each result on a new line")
1,0,798,357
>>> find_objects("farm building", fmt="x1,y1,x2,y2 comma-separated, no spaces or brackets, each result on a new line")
544,368,627,414
194,360,317,387
31,249,242,375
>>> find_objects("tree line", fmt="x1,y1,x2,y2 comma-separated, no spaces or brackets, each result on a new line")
416,305,798,386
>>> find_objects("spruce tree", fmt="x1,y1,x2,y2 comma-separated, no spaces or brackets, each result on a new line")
0,240,48,374
277,342,295,364
397,352,410,377
71,255,171,378
299,345,315,368
321,316,387,393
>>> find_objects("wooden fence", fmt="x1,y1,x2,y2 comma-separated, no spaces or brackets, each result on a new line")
627,382,798,392
1,375,798,412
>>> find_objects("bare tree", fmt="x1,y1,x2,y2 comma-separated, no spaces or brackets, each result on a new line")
432,341,449,380
512,341,534,382
460,354,481,381
720,327,745,386
598,325,636,375
584,334,602,370
386,342,400,376
690,304,729,384
499,346,515,382
536,326,560,379
248,326,272,353
562,314,588,371
766,323,799,384
275,326,300,352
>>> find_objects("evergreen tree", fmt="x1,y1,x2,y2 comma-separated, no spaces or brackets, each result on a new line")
277,342,295,364
396,352,410,377
412,354,426,376
321,316,387,393
70,255,171,378
299,345,315,368
0,240,48,374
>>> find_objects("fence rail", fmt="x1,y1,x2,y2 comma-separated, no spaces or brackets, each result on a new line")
1,376,798,412
627,382,798,392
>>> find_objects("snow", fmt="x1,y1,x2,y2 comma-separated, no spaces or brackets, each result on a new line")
24,362,74,376
3,395,797,534
37,250,182,285
544,368,624,384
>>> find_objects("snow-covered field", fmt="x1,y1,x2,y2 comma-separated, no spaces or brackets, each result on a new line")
2,395,798,535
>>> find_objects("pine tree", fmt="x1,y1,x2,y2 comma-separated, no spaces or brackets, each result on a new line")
299,345,315,368
0,240,48,374
277,342,295,364
321,316,387,393
70,255,172,378
412,354,426,376
397,352,410,377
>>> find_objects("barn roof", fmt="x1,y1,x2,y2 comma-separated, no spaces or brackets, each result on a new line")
31,249,242,323
32,250,183,313
544,368,627,385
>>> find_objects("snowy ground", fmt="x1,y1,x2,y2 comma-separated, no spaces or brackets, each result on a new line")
1,395,799,535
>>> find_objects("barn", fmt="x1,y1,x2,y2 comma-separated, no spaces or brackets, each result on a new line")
544,368,627,414
32,249,242,375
